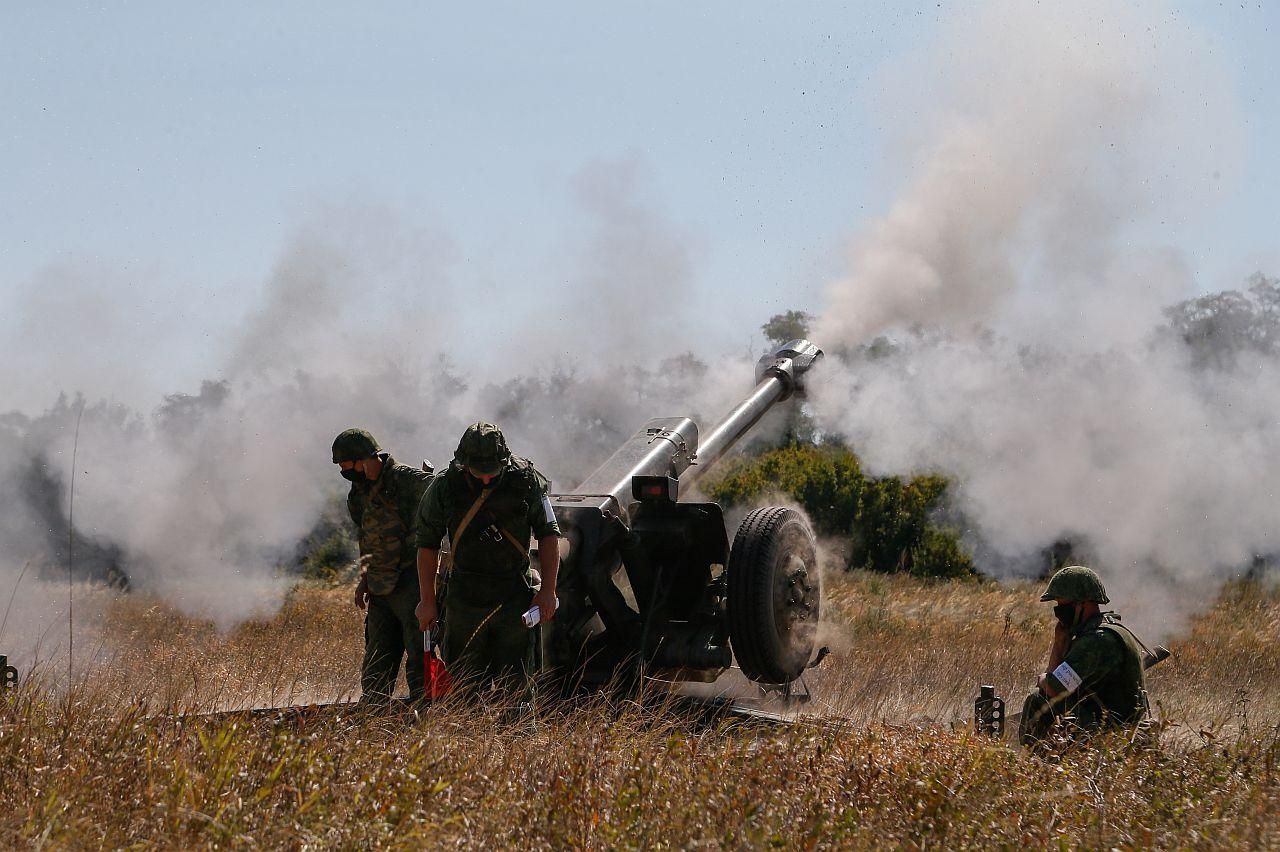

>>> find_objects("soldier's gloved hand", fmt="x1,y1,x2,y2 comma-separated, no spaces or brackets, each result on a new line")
530,588,558,622
353,575,370,611
1047,621,1071,670
416,599,438,633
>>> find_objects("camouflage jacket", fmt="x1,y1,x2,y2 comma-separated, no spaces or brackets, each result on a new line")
416,456,560,581
1046,612,1148,728
347,453,432,596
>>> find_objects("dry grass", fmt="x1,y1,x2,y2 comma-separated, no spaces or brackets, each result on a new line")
2,572,1279,848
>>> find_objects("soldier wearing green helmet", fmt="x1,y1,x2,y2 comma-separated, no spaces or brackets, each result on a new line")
1018,565,1152,746
414,422,561,695
332,428,433,704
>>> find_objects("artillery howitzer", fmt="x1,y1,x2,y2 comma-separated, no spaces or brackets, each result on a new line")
190,340,824,725
544,339,825,696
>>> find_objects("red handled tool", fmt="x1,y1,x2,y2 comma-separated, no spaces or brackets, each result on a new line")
423,629,453,700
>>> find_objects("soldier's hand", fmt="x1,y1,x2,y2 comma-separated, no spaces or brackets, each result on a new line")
531,588,558,622
353,575,370,611
416,599,438,633
1048,621,1071,670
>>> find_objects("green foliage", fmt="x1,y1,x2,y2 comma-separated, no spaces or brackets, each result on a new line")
705,445,974,578
910,526,975,579
761,310,811,346
708,444,863,536
293,493,357,581
300,529,356,581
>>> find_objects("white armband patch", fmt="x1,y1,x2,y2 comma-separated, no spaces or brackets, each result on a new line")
1052,662,1082,694
541,496,556,525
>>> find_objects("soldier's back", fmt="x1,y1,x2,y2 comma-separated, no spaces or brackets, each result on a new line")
1068,615,1147,728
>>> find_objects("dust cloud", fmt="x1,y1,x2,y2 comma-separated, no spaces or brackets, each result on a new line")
811,0,1272,640
2,1,1272,668
0,172,743,667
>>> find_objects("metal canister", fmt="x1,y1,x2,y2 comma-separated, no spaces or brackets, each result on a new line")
974,684,1005,737
1,655,17,689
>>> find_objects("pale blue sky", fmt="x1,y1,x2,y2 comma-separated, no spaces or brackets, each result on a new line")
2,2,1277,404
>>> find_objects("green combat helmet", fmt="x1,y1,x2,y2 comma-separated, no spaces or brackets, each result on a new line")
332,428,381,463
1040,565,1110,604
455,422,510,475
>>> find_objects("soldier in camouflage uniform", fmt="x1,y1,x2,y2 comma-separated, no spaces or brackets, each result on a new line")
1018,565,1150,746
332,428,433,704
414,423,561,692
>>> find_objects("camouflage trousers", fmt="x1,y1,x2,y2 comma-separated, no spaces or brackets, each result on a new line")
1018,689,1153,750
362,571,425,703
442,572,535,695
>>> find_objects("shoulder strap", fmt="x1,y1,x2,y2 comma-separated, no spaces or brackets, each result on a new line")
1098,613,1155,658
450,486,495,557
499,526,531,560
368,453,393,488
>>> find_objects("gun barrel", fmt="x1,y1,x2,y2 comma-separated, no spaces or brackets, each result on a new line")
686,339,823,483
570,416,699,508
683,375,787,482
565,340,822,509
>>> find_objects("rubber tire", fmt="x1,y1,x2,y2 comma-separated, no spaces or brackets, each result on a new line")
727,506,821,684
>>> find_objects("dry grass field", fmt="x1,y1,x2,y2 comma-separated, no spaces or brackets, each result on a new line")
3,570,1279,848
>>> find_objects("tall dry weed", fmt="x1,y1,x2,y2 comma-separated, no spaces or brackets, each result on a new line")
1,575,1278,847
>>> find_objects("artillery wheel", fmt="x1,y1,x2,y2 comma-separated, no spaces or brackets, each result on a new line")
726,506,821,684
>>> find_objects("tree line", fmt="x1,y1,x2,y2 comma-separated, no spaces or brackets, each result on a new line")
299,273,1279,582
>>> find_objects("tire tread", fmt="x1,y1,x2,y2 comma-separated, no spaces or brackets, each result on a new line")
727,506,815,684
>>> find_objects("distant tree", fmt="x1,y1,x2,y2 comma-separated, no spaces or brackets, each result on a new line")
1162,272,1280,369
1248,272,1280,340
756,311,817,448
153,380,231,438
762,310,811,346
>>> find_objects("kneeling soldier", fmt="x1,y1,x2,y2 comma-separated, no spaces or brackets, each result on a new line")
1019,565,1151,746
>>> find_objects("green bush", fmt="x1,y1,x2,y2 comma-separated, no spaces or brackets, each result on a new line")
300,529,357,581
708,444,863,536
909,526,975,579
292,493,358,581
704,445,974,578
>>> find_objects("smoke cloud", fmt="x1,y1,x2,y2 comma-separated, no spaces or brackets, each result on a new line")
0,173,743,666
2,0,1270,667
812,0,1270,639
816,0,1237,347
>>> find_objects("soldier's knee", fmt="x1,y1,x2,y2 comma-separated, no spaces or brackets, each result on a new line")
1018,690,1055,746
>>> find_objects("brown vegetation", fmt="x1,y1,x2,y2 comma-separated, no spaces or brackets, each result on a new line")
2,572,1278,848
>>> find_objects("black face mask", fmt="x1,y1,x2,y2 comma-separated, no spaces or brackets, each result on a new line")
340,468,363,482
1053,603,1079,629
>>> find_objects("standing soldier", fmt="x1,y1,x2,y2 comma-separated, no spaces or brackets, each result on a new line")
414,423,560,695
1018,565,1151,746
332,428,432,704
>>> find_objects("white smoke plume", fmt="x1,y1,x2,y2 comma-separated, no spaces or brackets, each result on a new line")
812,0,1270,639
0,172,747,666
2,0,1270,669
816,0,1238,347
